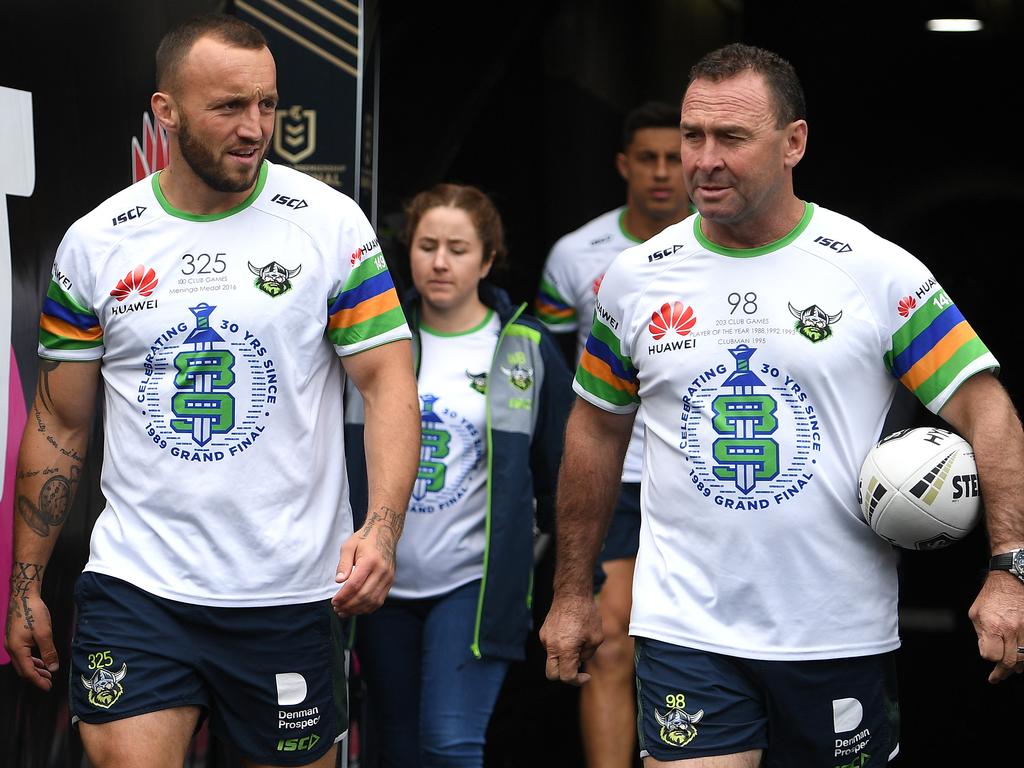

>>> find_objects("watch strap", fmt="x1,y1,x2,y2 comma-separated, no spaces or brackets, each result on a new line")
990,552,1016,570
991,548,1024,573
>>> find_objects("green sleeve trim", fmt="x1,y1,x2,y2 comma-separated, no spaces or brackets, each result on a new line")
39,330,102,351
912,338,993,405
574,366,639,407
46,281,94,315
329,305,408,348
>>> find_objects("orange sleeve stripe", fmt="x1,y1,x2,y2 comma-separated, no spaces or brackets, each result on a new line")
40,314,102,342
898,321,976,391
328,290,401,331
579,349,638,397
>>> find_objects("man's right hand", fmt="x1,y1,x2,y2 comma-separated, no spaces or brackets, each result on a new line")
539,592,604,686
6,591,59,691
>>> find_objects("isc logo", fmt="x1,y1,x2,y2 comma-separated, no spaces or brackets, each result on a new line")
277,734,320,752
647,244,684,262
813,235,852,253
112,206,146,226
271,193,309,210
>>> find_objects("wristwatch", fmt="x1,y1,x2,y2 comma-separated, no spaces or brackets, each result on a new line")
989,549,1024,584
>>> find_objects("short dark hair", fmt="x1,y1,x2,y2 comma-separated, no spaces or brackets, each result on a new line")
402,183,508,270
156,13,268,92
688,43,805,127
622,101,680,150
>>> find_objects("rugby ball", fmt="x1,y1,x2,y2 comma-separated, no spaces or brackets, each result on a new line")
858,427,981,550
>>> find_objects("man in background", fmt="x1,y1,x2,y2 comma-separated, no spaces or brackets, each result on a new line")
534,101,692,768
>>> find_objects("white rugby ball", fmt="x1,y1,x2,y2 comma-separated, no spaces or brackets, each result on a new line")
858,427,981,550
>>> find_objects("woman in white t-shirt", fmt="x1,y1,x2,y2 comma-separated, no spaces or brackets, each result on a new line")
350,184,573,767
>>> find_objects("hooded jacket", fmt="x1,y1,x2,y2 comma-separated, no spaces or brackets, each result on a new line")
345,281,574,660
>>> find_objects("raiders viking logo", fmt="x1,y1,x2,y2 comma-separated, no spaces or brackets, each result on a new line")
249,261,302,297
81,663,128,709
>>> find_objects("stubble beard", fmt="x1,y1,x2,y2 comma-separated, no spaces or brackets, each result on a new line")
178,114,265,194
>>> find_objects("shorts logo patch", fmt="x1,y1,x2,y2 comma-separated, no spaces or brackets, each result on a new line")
833,697,863,732
833,697,872,764
81,660,127,709
276,672,308,706
656,692,704,748
276,672,324,743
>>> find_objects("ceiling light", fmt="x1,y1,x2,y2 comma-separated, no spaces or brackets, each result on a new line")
926,18,984,32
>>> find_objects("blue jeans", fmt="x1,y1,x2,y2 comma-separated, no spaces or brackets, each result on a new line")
356,580,510,767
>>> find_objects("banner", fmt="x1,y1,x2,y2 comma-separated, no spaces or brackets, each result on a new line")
236,0,364,202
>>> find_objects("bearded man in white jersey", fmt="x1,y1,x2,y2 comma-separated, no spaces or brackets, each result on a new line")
4,13,420,767
540,43,1024,768
534,101,692,768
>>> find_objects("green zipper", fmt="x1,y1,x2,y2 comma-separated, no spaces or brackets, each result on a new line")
470,301,527,659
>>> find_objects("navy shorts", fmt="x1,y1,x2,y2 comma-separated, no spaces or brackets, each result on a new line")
634,637,900,767
599,482,641,563
69,572,349,765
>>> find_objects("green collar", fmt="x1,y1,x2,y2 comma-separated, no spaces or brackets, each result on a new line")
152,161,268,221
693,201,813,257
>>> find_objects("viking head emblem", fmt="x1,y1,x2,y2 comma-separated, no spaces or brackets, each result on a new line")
466,370,488,394
249,261,301,297
500,363,534,391
656,704,704,747
788,302,842,342
81,663,128,709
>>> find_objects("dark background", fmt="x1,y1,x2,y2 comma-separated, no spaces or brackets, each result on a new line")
2,1,1022,765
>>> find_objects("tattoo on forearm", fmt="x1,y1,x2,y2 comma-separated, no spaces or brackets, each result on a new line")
7,561,44,633
360,505,405,568
17,465,78,537
59,445,84,463
33,405,46,433
36,359,61,415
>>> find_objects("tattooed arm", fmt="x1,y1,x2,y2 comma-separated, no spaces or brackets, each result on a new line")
5,359,100,690
332,340,419,617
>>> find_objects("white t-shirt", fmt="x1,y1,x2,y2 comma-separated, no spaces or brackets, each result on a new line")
39,161,411,607
535,207,645,482
574,202,998,660
391,312,500,599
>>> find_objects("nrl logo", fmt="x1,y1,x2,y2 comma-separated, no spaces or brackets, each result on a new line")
500,363,533,391
249,261,301,297
81,663,128,709
788,302,842,343
274,105,317,164
656,699,704,748
466,370,488,394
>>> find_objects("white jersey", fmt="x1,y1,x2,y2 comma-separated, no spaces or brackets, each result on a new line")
574,203,998,660
39,161,411,607
391,313,500,599
535,207,645,482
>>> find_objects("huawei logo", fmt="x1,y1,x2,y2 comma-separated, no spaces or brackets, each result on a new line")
111,265,158,301
649,301,696,340
897,296,917,318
